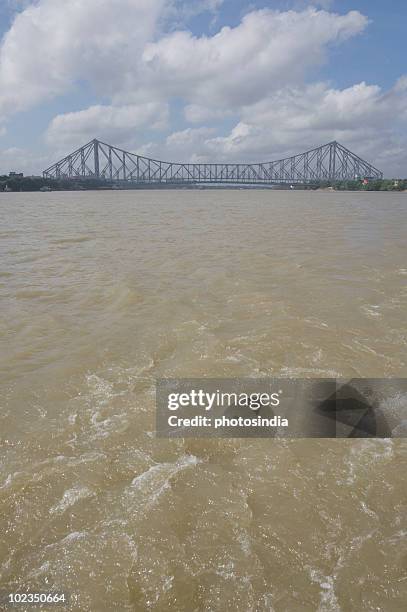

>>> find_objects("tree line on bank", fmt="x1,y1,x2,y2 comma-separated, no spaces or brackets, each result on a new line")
0,176,104,192
329,179,406,191
1,175,406,192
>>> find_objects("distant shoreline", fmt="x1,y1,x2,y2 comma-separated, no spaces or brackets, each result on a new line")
1,176,406,193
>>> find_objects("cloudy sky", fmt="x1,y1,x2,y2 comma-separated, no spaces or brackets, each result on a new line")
0,0,406,176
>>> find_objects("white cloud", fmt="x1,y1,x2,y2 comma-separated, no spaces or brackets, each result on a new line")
184,104,232,123
46,102,169,149
239,81,391,134
137,126,216,162
166,126,215,147
0,0,166,120
141,8,368,110
0,3,367,123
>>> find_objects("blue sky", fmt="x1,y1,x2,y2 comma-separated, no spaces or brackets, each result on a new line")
0,0,406,175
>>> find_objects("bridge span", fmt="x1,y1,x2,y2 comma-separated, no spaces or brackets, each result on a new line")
43,139,383,186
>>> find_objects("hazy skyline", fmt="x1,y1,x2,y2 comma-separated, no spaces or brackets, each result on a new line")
0,0,406,176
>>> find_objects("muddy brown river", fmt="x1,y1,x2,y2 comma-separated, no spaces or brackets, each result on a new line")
0,190,406,610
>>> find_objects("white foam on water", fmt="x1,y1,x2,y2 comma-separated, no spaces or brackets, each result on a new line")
90,410,128,438
361,304,382,318
28,561,51,579
360,501,378,520
60,531,88,544
161,575,174,595
308,567,340,612
280,366,340,377
387,530,407,544
99,520,138,562
129,454,201,507
337,439,394,485
304,317,329,329
80,367,153,439
378,391,407,430
260,594,276,611
236,530,251,556
392,420,407,436
32,451,105,470
86,373,115,405
312,348,324,364
68,412,77,425
215,559,236,580
0,473,17,489
41,531,88,553
368,438,394,461
50,485,94,515
0,452,106,492
224,352,244,363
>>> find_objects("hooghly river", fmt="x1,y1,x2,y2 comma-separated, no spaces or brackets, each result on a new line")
0,190,406,611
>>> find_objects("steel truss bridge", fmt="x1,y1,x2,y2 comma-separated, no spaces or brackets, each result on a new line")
43,139,383,185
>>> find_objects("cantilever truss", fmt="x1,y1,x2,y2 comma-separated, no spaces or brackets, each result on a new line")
43,140,383,185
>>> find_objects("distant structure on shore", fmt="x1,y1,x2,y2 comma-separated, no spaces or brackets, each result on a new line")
43,139,383,187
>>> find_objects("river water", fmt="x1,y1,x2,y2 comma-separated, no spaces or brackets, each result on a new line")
0,190,406,611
